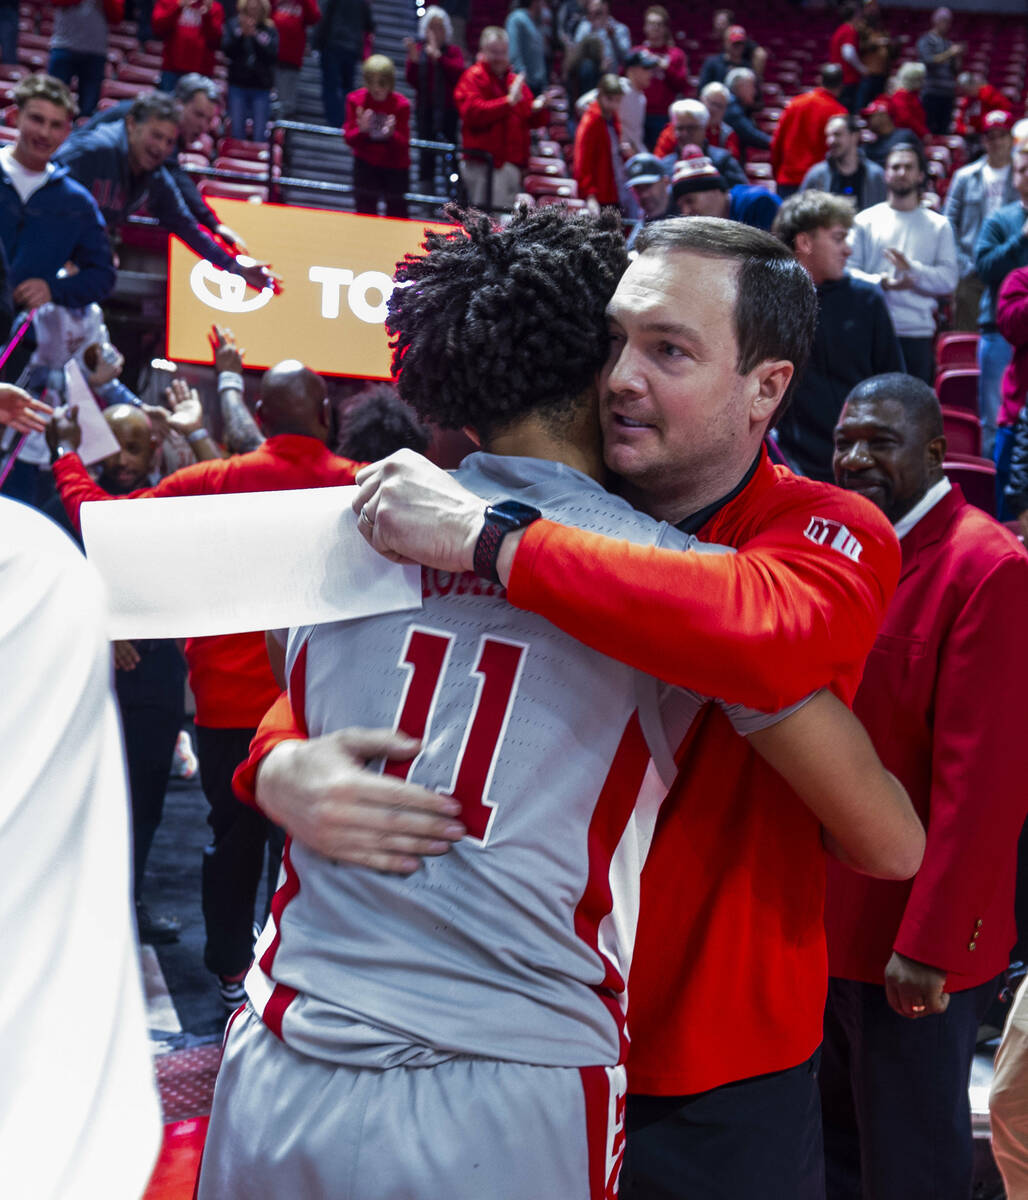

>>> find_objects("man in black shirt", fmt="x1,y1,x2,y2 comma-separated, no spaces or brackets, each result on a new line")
800,113,886,212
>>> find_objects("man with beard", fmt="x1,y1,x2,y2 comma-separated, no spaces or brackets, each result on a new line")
800,113,886,213
849,142,958,384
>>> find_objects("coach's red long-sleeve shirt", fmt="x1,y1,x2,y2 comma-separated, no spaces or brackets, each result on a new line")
234,450,900,1094
53,434,358,729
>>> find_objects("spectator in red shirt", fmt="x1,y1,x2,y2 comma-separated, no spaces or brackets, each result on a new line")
955,71,1014,138
404,6,464,187
344,54,410,218
152,0,224,93
636,4,688,150
271,0,320,118
572,72,624,212
771,63,848,197
454,25,548,211
887,61,929,141
829,1,865,113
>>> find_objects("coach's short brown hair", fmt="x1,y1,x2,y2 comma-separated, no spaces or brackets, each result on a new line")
14,73,77,118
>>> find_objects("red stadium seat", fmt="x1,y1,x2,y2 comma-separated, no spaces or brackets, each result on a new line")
217,136,278,162
126,50,165,71
935,367,979,415
15,49,45,70
117,63,160,85
100,79,151,101
936,331,980,368
0,125,17,143
179,152,211,168
746,162,774,180
536,194,587,209
522,174,578,198
0,64,23,82
941,406,982,457
534,139,563,158
197,178,268,202
212,155,280,179
527,156,567,176
943,458,996,515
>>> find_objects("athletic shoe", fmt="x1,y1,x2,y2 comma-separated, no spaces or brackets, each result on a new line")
135,902,181,945
171,729,198,780
217,971,247,1011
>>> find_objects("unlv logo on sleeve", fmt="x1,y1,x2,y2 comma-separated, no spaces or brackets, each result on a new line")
803,517,864,562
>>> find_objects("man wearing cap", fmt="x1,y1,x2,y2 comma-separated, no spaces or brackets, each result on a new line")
862,97,921,168
671,151,781,230
698,22,763,91
800,113,886,213
974,137,1028,458
916,7,964,137
944,109,1017,332
849,142,958,384
624,152,671,229
771,64,848,198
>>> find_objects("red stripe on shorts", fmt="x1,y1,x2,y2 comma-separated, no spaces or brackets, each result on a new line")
580,1065,626,1199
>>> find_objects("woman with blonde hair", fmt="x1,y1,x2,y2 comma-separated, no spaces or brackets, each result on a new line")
223,0,279,141
887,59,929,140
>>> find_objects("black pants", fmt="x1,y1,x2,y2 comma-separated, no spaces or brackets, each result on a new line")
899,336,936,385
115,640,186,902
195,725,285,977
821,976,999,1200
621,1052,825,1199
417,108,457,186
922,92,955,137
353,158,409,219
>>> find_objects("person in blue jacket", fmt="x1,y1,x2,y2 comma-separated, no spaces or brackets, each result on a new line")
55,90,273,293
0,73,111,315
670,150,781,231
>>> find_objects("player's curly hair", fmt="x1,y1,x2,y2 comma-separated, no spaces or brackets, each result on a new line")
338,383,431,461
386,204,628,440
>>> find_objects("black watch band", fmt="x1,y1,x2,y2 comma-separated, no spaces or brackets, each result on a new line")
472,500,542,583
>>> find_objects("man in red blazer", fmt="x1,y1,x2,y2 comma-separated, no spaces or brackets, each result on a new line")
825,371,1028,1200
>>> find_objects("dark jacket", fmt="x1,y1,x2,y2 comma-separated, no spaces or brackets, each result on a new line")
53,120,237,273
775,273,905,481
724,95,771,159
1006,405,1028,516
974,199,1028,332
799,153,887,213
312,0,371,53
82,98,221,235
223,17,279,91
0,159,114,308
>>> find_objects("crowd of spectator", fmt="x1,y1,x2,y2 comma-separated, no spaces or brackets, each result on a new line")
5,1,1028,1197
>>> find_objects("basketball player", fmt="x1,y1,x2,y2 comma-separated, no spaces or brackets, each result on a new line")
199,208,922,1199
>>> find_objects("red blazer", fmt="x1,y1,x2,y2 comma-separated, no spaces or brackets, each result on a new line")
572,100,620,206
454,60,546,170
826,485,1028,992
771,87,848,187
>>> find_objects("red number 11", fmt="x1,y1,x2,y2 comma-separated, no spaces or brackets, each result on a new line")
383,627,527,843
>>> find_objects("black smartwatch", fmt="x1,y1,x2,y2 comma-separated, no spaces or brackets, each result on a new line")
472,500,542,583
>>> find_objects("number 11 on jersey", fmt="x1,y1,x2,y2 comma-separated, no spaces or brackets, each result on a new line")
383,626,528,844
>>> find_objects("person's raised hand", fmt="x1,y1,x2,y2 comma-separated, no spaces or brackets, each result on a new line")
209,324,244,372
884,951,949,1018
239,13,257,35
85,345,125,387
0,384,52,433
45,405,82,456
255,728,467,873
353,448,488,571
238,260,280,294
508,72,525,105
357,104,374,132
404,35,418,59
12,277,52,309
112,640,141,671
163,377,205,434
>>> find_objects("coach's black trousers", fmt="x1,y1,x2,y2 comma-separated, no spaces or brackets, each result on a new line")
820,975,999,1200
195,725,285,978
621,1051,825,1199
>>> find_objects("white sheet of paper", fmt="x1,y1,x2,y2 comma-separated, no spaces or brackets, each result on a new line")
80,485,423,640
64,359,119,466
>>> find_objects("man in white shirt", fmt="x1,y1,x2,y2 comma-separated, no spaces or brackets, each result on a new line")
849,143,959,383
944,109,1018,331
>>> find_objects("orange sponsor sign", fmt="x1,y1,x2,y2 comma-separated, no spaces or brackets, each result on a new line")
166,198,451,379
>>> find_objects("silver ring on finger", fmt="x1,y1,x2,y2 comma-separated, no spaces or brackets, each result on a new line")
359,505,374,529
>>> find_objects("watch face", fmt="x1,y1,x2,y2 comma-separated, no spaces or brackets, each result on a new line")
488,500,542,530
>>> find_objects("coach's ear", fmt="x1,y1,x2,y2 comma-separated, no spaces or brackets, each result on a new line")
749,358,794,428
462,426,481,447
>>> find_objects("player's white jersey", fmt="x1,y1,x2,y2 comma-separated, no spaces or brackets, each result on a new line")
248,454,785,1069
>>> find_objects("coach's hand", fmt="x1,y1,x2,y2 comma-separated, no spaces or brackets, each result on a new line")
255,727,466,874
354,449,489,568
884,951,949,1019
